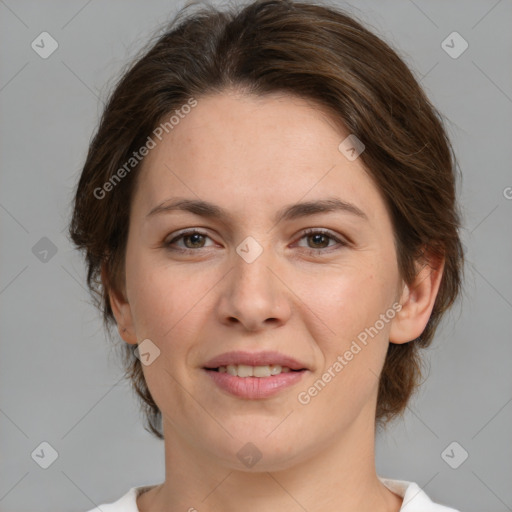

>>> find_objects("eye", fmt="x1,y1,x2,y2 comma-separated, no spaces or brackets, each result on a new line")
165,229,215,253
295,228,347,256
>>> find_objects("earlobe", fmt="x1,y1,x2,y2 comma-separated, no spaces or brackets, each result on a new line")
101,262,138,345
389,254,445,345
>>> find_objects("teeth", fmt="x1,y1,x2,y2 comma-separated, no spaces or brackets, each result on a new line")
219,364,293,377
254,365,271,377
236,364,253,377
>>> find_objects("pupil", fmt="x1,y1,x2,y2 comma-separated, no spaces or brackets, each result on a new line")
310,234,327,248
186,234,204,248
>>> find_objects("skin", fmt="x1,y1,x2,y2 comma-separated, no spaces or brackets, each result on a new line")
105,90,444,512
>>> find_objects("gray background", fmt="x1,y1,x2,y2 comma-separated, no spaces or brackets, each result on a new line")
1,0,511,511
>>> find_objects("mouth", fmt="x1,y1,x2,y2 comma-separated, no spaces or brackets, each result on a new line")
202,351,309,399
204,364,304,377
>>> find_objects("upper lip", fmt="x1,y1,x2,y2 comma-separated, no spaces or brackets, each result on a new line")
203,351,308,370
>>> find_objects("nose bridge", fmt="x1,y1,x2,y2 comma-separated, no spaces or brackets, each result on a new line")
218,234,290,330
232,235,277,299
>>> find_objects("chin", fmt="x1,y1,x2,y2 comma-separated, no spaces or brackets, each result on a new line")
203,430,312,473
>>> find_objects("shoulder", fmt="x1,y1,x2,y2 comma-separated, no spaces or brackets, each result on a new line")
83,485,154,512
379,477,462,512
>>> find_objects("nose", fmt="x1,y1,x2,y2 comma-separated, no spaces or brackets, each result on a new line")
215,242,292,332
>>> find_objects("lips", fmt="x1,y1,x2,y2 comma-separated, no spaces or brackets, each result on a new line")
202,350,308,371
202,350,310,399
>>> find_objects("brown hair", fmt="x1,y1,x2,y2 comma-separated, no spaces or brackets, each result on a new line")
68,0,464,440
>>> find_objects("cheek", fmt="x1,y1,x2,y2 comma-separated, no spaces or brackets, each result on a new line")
125,247,206,337
303,264,391,339
300,260,396,390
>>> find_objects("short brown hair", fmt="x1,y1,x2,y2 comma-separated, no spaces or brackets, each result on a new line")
68,0,464,440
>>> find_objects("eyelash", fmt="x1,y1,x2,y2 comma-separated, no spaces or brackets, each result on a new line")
164,228,347,257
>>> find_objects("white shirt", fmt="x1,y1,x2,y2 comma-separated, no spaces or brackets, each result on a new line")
84,477,461,511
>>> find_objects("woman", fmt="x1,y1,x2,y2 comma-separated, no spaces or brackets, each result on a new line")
69,0,464,510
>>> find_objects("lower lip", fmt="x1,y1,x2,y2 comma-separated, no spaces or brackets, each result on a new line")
203,369,307,399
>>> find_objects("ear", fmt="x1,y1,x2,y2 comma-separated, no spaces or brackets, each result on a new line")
101,261,138,345
389,251,445,344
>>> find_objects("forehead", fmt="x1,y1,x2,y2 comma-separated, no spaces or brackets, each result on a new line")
132,91,387,225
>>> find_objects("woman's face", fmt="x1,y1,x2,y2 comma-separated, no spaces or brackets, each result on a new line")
113,91,406,470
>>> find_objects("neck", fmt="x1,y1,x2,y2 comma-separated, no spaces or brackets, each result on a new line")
137,401,402,512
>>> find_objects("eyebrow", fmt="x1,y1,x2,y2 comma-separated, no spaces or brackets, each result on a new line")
146,197,368,224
